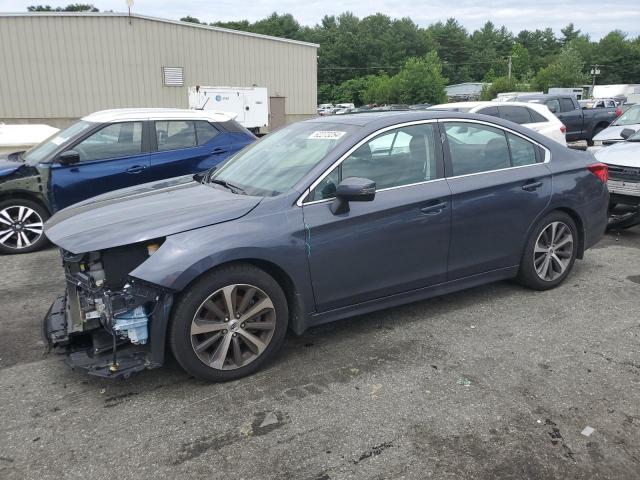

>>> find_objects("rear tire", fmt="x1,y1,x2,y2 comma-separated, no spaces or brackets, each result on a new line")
169,263,288,382
517,211,578,290
0,199,50,254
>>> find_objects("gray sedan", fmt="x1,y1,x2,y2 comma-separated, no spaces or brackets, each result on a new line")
43,111,609,382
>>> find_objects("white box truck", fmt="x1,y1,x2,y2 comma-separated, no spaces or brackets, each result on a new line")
188,86,269,133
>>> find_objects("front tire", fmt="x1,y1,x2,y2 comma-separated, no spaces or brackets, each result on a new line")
0,199,50,254
517,212,578,290
169,264,288,382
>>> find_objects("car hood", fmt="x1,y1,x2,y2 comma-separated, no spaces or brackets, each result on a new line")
594,141,640,168
593,124,640,142
0,154,22,176
45,175,262,254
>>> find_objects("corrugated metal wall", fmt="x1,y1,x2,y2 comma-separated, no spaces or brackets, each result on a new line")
0,14,318,127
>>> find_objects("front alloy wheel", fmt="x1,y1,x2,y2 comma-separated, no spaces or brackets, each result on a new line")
533,221,574,281
190,284,276,370
0,200,49,254
170,264,288,382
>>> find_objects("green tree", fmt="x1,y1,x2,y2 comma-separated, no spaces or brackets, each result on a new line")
533,45,590,91
426,18,471,84
28,3,98,11
180,16,201,24
510,42,532,81
362,73,395,104
392,52,448,104
594,31,640,84
480,76,532,100
560,24,581,45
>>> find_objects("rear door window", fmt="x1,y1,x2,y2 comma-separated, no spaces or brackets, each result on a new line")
155,121,196,151
507,133,539,167
498,106,532,124
476,106,500,118
195,121,220,145
527,108,548,123
444,122,511,176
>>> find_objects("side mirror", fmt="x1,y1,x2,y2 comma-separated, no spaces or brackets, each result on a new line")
620,128,636,140
330,177,376,215
58,150,80,165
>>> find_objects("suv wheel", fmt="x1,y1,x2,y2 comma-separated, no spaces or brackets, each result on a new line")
517,212,578,290
169,264,288,382
0,199,50,254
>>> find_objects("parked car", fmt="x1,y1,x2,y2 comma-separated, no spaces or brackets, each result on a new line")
0,108,255,254
43,111,609,381
409,103,433,110
593,127,640,229
429,101,567,145
317,104,334,116
0,123,59,154
591,104,640,146
510,94,620,145
585,98,620,109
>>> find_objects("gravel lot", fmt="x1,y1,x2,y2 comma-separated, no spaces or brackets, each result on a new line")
1,228,639,479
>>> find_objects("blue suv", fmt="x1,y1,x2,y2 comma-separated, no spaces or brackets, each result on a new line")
0,109,255,253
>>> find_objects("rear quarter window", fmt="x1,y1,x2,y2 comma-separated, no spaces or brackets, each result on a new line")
527,108,548,123
498,106,532,125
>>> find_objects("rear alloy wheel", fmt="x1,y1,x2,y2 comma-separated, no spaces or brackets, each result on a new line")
533,222,574,281
170,264,288,381
517,212,578,290
0,200,50,254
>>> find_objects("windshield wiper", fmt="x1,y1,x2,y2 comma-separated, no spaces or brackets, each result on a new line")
210,178,246,194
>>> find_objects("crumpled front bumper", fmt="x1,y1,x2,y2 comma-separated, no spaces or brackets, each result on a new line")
42,290,173,379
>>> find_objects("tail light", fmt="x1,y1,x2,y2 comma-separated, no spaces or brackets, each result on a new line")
560,124,567,134
587,163,608,183
615,107,622,117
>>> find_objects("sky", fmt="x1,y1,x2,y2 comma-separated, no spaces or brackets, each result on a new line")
1,0,639,40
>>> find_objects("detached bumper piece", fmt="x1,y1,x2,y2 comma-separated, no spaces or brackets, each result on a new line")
42,284,173,380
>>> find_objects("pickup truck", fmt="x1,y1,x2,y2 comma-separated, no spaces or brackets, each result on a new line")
510,94,620,145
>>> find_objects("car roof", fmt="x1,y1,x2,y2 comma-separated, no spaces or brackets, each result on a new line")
82,108,237,124
430,101,493,109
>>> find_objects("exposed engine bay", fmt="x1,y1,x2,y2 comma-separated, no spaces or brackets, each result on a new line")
44,240,173,379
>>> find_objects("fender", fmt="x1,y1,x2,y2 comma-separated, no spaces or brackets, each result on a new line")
130,206,316,332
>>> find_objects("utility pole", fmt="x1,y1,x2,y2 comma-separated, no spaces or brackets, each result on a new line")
507,55,512,82
590,64,601,98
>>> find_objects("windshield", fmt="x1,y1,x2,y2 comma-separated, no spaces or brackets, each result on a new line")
211,122,358,196
613,105,640,126
22,120,94,165
628,130,640,142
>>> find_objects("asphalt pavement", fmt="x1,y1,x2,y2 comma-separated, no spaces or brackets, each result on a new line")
1,228,639,479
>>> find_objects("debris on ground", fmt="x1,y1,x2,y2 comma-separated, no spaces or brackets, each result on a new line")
581,426,595,437
457,377,471,387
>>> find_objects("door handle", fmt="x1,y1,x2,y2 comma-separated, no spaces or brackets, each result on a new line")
126,165,146,174
420,201,447,215
522,180,543,191
211,148,228,155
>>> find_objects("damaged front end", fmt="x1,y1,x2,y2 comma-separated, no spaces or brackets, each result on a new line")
43,241,173,379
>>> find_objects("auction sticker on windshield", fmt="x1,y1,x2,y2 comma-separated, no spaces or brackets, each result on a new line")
308,131,347,140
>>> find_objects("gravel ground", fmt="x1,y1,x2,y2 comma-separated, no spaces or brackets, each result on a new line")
1,229,639,480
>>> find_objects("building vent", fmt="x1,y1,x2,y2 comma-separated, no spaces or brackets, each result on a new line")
162,67,183,86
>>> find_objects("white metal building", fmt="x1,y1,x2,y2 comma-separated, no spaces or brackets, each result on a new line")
0,12,319,130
